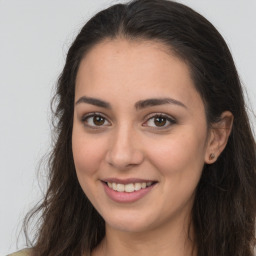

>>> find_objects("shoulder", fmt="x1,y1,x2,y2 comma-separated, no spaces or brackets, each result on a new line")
7,249,31,256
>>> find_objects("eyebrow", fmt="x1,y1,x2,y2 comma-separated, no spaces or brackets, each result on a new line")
75,96,111,109
75,96,187,110
135,98,187,110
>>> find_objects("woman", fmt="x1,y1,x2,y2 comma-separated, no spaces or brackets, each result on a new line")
10,0,256,255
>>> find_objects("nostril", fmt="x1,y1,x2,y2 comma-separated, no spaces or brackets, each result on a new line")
105,147,144,169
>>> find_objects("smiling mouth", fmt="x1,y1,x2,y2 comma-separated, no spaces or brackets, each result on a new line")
104,181,156,193
102,179,157,203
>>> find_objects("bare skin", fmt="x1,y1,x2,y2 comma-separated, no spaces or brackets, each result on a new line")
72,39,233,256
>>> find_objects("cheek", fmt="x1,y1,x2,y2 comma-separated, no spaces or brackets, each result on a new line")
145,129,207,177
72,128,106,178
72,129,108,203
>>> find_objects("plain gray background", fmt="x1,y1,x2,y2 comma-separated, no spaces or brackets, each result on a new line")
1,0,255,255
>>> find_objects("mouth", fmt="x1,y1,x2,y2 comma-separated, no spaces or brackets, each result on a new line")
101,178,158,203
102,179,157,203
104,181,156,193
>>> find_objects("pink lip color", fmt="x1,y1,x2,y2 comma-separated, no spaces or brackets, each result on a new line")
103,178,155,184
102,182,155,203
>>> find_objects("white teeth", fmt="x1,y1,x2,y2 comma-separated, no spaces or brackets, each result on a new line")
134,183,142,191
112,183,117,191
107,181,153,192
116,183,125,192
125,183,134,192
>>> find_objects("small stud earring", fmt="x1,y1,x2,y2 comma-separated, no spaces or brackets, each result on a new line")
209,153,215,160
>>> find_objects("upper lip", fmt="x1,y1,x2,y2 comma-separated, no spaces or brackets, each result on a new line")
102,178,157,184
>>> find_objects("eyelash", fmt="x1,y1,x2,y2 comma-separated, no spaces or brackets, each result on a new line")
81,112,111,128
143,113,176,129
81,112,176,129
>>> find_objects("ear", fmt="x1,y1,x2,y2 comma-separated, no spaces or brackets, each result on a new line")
205,111,234,164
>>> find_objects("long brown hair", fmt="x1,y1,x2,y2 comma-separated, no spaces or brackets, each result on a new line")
23,1,256,255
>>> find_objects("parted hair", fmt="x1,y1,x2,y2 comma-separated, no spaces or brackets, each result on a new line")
24,0,256,255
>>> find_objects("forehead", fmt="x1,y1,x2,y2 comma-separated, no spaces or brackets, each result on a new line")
75,39,203,111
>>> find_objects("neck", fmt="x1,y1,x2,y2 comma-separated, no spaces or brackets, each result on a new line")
92,214,196,256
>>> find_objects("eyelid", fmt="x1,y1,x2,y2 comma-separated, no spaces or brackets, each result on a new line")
80,112,176,130
81,112,111,128
142,113,176,129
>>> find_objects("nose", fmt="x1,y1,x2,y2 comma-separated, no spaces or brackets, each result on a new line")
105,125,144,170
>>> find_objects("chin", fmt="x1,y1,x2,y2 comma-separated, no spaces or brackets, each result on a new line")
107,219,151,233
102,209,160,233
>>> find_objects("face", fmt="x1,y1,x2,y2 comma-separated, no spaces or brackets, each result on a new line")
72,39,211,234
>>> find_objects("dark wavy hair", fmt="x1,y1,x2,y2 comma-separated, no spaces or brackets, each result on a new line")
23,0,256,255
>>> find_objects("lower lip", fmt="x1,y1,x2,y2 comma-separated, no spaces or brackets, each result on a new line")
103,182,155,203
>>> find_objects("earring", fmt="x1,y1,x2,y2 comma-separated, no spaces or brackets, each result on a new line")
209,153,215,160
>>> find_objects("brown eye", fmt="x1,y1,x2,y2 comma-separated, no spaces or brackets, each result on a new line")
93,116,105,126
82,113,110,128
144,114,176,129
154,116,167,127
